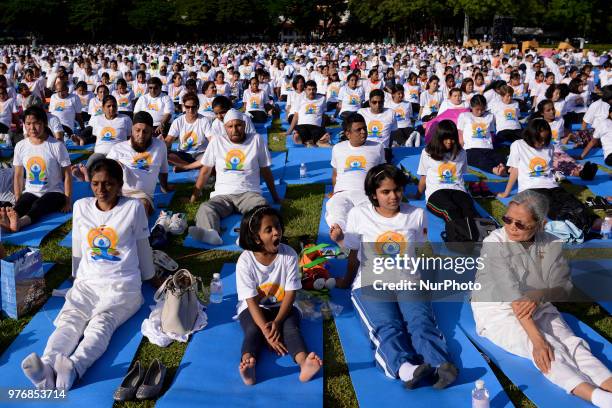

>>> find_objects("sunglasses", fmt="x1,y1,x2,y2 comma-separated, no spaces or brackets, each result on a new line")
501,215,535,231
184,105,198,110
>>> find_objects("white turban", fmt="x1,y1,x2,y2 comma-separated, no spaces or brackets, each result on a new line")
223,108,245,124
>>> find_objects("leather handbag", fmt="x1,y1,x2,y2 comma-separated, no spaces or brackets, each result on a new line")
154,269,204,336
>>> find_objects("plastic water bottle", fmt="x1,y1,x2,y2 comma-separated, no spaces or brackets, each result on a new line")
209,273,223,303
300,162,307,179
602,216,612,240
472,380,490,408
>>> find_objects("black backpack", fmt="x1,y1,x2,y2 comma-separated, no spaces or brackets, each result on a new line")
441,217,498,253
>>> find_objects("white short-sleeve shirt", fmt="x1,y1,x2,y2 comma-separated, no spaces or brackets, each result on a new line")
417,149,469,200
331,140,385,193
506,139,557,192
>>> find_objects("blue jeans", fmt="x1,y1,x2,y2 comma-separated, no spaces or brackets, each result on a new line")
351,287,450,379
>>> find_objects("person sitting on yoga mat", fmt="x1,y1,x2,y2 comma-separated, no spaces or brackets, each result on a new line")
328,113,385,242
285,75,305,125
107,111,172,216
580,105,612,166
415,120,479,222
337,73,365,122
0,106,72,233
189,109,281,245
490,85,522,148
236,205,323,385
471,190,612,407
457,95,508,177
331,163,458,389
286,80,331,147
497,118,600,234
358,89,398,162
21,158,154,391
243,77,273,124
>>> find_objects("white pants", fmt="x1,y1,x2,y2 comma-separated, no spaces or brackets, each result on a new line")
477,308,612,393
325,190,369,231
42,279,143,377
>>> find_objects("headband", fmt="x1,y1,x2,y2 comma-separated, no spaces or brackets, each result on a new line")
248,206,268,232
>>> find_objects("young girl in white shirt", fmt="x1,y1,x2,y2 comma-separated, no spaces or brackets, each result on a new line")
387,85,417,146
491,85,522,148
438,88,467,115
419,76,443,122
331,164,458,390
236,205,322,385
564,78,588,126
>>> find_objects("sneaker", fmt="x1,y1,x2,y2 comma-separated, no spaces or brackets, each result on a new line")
154,210,173,230
553,171,566,183
167,213,187,235
149,224,169,249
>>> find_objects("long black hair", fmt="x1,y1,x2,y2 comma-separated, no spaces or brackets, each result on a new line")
425,120,462,161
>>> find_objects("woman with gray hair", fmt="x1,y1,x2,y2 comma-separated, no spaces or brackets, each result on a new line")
471,190,612,407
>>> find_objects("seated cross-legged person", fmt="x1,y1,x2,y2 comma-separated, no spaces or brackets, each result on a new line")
357,89,398,162
133,77,173,136
327,113,384,242
286,80,331,147
189,109,281,245
0,106,72,232
107,111,171,216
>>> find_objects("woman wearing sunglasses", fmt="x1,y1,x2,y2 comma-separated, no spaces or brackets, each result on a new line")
471,189,612,407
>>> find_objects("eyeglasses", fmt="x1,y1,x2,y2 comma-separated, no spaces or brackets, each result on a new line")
370,100,383,105
148,86,159,90
501,215,535,231
184,105,198,110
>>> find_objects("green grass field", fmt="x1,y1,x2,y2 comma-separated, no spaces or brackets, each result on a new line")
0,119,610,408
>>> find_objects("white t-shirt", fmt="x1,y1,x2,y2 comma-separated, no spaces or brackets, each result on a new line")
168,114,211,155
73,197,149,289
112,90,135,112
344,203,427,290
564,91,588,114
419,90,443,117
49,94,82,128
549,118,565,146
403,84,420,104
438,99,468,115
417,149,469,200
107,138,169,197
243,89,269,112
75,92,93,113
88,97,104,117
132,81,148,99
331,140,385,193
593,117,612,158
457,112,495,150
13,136,71,197
287,91,304,115
386,100,413,128
326,82,341,103
583,99,610,127
338,85,364,113
200,132,272,198
0,97,18,127
91,114,133,155
236,244,301,315
357,107,397,147
210,116,256,139
490,101,521,131
506,139,557,192
198,95,216,119
296,95,326,126
134,93,173,126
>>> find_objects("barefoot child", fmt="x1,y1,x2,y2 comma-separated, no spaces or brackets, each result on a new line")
236,205,323,385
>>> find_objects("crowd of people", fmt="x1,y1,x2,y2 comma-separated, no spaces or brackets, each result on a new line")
0,41,611,405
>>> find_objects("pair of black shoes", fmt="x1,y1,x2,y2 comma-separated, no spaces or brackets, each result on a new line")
404,362,458,390
579,161,598,180
114,359,167,401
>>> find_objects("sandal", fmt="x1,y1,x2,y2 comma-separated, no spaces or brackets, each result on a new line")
152,250,178,271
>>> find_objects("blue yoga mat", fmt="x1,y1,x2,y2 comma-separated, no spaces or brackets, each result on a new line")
458,302,612,408
328,260,511,408
168,168,199,184
285,126,343,149
182,185,286,252
578,148,610,170
65,141,95,151
567,173,612,199
0,281,154,407
395,151,481,183
569,259,612,314
68,153,84,162
284,148,332,185
156,263,323,408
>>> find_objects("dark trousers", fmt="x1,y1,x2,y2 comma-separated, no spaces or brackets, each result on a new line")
249,110,268,123
606,153,612,167
0,123,9,133
13,192,66,223
466,148,505,174
426,189,477,222
494,129,522,148
390,127,413,146
296,124,326,144
529,187,594,231
563,111,585,125
239,306,306,361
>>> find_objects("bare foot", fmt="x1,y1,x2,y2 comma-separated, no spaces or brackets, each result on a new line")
7,207,19,232
0,207,10,230
292,131,302,144
299,352,322,382
239,355,256,386
78,165,89,182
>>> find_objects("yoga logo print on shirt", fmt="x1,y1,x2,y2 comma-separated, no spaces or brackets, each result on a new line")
438,162,457,184
504,108,516,121
225,149,246,171
94,103,103,116
118,97,129,108
304,103,318,114
344,155,366,172
349,94,360,105
180,130,198,151
54,101,66,112
329,85,339,98
367,120,384,138
257,282,285,306
528,157,549,177
100,127,117,141
131,152,152,171
375,231,407,256
202,101,213,112
394,108,406,121
87,225,121,262
472,122,488,139
249,96,261,110
551,129,559,144
147,102,159,111
26,156,48,185
428,99,439,112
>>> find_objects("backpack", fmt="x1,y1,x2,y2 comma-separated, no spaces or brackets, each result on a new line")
441,217,499,254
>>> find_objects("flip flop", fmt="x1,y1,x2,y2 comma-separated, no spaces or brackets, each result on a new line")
153,250,178,271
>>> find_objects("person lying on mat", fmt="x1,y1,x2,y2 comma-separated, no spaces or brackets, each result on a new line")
328,113,384,242
286,80,331,147
0,106,72,233
358,89,398,162
471,190,612,407
415,120,480,222
107,111,172,216
189,109,281,245
21,158,155,391
497,118,601,234
332,164,459,390
236,205,323,385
